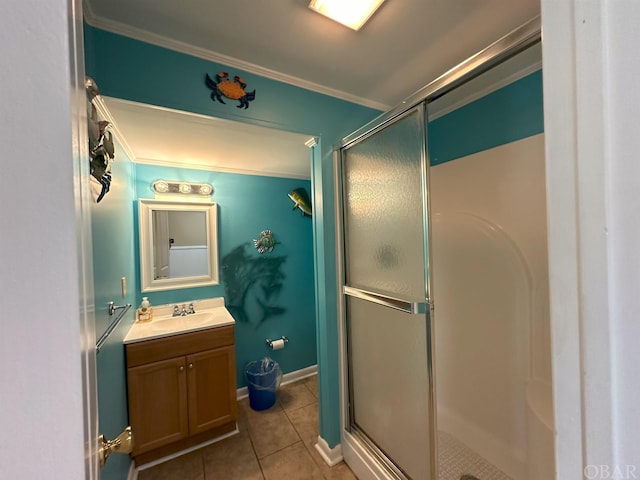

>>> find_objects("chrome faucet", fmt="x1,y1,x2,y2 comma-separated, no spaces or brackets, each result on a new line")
172,303,195,316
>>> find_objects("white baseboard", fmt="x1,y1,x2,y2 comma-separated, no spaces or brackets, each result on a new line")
127,460,137,480
236,364,317,399
315,435,343,467
133,426,239,473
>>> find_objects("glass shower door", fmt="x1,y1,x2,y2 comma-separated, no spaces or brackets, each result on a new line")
340,104,435,479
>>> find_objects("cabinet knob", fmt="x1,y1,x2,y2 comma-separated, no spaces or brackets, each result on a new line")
188,363,194,369
179,365,185,372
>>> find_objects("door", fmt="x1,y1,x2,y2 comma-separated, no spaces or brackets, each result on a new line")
153,210,171,278
67,0,101,477
187,346,238,434
339,103,436,479
128,356,189,455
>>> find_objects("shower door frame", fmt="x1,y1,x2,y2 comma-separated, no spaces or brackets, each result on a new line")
337,103,435,479
334,16,542,480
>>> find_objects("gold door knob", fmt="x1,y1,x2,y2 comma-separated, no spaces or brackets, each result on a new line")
179,365,185,372
98,426,134,468
188,363,193,369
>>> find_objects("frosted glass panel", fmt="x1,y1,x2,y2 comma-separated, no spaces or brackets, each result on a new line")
341,104,433,478
343,109,426,301
349,297,431,479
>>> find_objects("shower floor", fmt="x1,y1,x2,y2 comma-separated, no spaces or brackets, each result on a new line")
437,431,513,480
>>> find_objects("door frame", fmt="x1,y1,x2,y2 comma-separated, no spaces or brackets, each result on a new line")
336,103,436,480
70,0,100,477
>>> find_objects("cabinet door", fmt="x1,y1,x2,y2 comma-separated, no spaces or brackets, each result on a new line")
186,346,237,435
127,356,189,455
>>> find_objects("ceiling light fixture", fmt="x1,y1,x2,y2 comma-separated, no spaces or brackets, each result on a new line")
152,180,214,197
308,0,385,31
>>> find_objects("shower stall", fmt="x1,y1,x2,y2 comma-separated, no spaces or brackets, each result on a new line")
335,18,553,480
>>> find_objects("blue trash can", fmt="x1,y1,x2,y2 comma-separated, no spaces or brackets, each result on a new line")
245,357,282,411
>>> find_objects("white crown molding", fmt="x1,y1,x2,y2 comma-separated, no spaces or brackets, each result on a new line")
92,96,137,162
134,157,311,180
92,97,312,179
305,137,319,148
83,3,390,112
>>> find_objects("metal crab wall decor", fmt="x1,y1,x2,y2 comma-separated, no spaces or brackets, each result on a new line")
205,71,256,109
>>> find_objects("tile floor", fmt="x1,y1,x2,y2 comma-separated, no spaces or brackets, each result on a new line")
437,431,512,480
137,375,356,480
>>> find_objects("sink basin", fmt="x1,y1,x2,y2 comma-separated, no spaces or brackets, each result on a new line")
124,303,235,344
182,311,216,327
151,311,218,333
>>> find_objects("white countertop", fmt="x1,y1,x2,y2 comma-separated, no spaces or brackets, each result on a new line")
123,297,235,344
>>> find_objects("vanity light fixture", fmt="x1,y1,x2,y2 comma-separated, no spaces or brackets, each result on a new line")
308,0,385,31
152,180,214,196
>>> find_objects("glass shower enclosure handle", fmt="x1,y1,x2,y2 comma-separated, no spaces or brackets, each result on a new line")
343,286,428,314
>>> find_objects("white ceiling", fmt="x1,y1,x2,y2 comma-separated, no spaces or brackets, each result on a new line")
85,0,541,177
99,97,314,179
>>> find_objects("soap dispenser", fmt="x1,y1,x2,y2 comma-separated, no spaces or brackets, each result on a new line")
136,297,153,323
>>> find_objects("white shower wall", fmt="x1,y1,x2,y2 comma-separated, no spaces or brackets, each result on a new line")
430,133,552,479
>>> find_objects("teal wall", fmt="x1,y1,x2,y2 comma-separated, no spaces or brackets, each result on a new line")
86,21,545,473
429,70,544,165
135,164,317,386
84,23,382,458
92,138,137,480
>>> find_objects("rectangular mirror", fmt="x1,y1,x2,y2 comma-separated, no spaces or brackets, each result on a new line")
139,199,219,292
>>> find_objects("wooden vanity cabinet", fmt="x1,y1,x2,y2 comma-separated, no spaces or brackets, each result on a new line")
126,325,237,464
127,356,189,454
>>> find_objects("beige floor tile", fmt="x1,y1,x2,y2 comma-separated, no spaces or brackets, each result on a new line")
260,441,324,480
134,379,357,480
202,432,264,480
302,375,319,398
243,405,301,458
238,396,283,422
137,450,204,480
285,402,319,448
323,461,359,480
278,381,317,412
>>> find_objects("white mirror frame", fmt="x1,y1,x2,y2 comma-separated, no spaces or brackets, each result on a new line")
138,199,219,292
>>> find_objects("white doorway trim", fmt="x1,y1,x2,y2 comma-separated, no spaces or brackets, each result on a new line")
541,0,640,476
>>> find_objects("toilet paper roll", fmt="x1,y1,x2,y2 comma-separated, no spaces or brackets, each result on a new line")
271,338,286,350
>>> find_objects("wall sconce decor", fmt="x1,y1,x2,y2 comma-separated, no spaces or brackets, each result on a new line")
152,180,214,196
86,76,115,203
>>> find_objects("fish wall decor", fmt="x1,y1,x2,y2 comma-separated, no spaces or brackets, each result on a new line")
253,230,277,254
288,188,312,217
